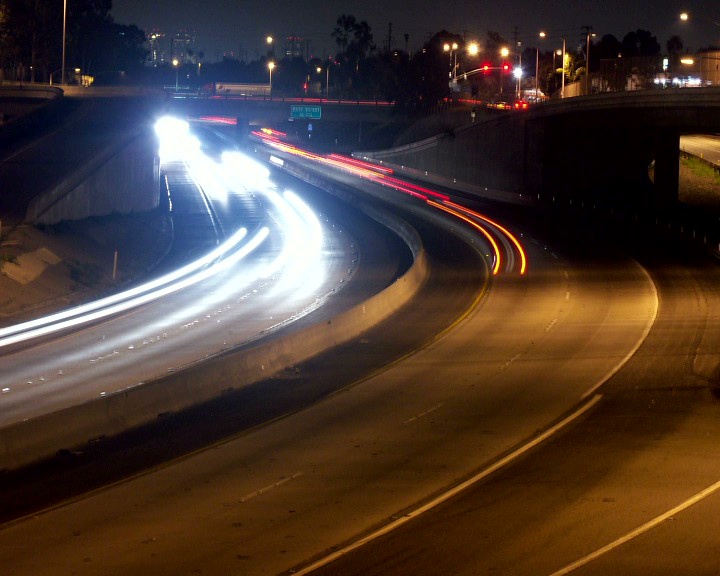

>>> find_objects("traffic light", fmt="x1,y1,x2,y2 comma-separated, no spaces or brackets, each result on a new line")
482,63,491,74
502,63,510,73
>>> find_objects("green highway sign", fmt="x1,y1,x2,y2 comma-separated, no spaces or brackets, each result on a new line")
290,105,322,120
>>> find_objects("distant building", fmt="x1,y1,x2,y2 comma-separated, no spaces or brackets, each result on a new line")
285,36,304,59
172,31,198,64
147,30,167,67
695,50,720,86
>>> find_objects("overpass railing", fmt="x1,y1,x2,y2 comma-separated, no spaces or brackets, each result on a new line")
177,92,394,107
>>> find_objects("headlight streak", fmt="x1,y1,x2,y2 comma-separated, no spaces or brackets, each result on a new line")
2,116,343,414
442,200,527,275
0,227,250,346
221,151,272,192
427,200,502,275
281,189,326,298
252,129,528,276
0,117,321,350
0,227,269,349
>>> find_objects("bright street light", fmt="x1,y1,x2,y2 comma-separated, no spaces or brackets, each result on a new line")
679,11,720,28
444,41,479,82
268,61,275,94
172,58,179,92
539,32,565,98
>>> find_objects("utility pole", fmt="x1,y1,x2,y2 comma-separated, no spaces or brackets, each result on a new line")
582,25,593,95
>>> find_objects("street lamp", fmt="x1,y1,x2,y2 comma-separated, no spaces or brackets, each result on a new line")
515,41,523,99
268,61,275,94
585,28,596,96
61,0,67,85
443,41,459,79
561,38,566,98
172,58,179,92
540,32,566,98
500,46,510,95
266,35,274,59
680,11,720,27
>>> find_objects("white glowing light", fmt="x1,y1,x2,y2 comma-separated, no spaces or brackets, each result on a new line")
1,116,333,351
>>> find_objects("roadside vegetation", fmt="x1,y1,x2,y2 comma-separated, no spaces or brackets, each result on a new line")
679,155,720,212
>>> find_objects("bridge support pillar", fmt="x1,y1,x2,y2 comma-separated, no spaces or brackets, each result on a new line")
653,131,680,209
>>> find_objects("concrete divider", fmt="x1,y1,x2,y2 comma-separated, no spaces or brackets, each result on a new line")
0,189,428,471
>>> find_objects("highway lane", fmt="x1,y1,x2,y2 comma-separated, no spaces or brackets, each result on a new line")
681,134,720,166
306,243,720,576
0,157,658,575
0,123,411,451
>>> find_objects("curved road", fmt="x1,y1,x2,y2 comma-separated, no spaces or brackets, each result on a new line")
681,134,720,166
0,146,663,576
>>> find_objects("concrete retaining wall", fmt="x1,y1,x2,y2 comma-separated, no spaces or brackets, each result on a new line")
25,130,160,225
0,195,427,471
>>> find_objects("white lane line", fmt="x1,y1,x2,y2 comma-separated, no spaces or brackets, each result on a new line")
291,394,603,576
582,260,659,399
549,477,720,575
403,403,444,425
239,472,303,503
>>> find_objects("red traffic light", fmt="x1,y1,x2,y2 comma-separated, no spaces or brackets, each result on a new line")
502,63,510,71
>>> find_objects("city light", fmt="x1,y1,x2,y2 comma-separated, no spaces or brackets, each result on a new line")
268,61,275,93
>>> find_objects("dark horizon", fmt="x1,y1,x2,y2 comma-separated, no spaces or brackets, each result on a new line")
110,0,720,62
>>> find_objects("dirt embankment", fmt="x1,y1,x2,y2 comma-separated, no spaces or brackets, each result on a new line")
679,158,720,213
0,211,171,327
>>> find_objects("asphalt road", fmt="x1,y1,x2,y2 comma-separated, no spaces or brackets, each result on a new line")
681,134,720,166
1,110,716,576
305,235,720,576
0,172,660,575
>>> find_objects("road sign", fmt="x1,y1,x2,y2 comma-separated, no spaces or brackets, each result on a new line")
290,105,322,120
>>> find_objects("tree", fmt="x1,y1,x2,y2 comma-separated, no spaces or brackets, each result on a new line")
666,35,684,55
0,0,60,81
330,14,375,97
594,34,622,60
620,29,661,57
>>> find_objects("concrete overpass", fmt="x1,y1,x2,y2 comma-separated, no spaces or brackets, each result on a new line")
358,88,720,211
165,94,400,147
3,85,719,226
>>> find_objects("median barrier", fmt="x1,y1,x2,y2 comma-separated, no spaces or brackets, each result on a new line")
0,195,427,471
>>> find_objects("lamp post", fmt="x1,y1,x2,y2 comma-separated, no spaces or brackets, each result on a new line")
61,0,67,85
443,41,459,79
560,37,566,98
584,28,596,96
515,41,522,99
268,61,275,95
540,31,566,98
500,46,510,96
172,58,179,92
538,31,547,99
535,47,540,101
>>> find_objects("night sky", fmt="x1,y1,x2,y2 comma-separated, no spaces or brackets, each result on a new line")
110,0,720,62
